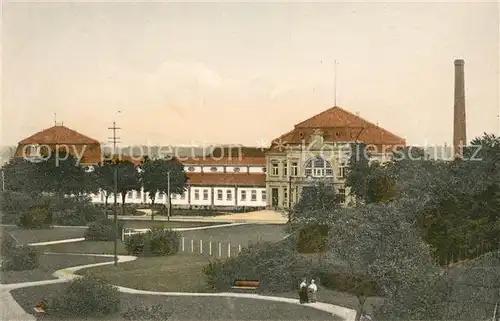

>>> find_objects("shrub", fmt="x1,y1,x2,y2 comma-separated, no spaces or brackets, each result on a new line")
125,233,146,255
296,224,329,253
50,195,102,226
18,205,53,228
314,266,381,296
0,191,36,223
124,228,180,256
50,277,120,317
121,304,173,320
85,219,123,241
1,234,39,271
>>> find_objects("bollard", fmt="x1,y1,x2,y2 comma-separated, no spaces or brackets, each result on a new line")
121,229,124,242
200,240,203,254
218,242,222,257
182,237,185,252
228,243,231,258
191,239,194,253
209,241,212,255
238,244,241,253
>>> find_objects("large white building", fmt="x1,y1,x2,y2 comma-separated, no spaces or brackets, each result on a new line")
13,106,405,211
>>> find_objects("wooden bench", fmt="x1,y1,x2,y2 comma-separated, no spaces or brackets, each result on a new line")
231,280,260,292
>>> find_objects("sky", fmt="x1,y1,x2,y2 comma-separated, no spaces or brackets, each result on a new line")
2,1,499,148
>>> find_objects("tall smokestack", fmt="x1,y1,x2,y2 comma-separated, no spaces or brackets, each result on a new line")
453,59,467,158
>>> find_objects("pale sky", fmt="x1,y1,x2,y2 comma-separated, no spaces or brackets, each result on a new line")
2,1,499,148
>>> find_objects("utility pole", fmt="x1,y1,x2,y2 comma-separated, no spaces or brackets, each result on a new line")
108,121,121,267
167,171,171,221
288,175,292,223
1,169,5,192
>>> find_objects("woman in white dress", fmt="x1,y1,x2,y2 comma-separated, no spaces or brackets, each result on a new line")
308,279,317,303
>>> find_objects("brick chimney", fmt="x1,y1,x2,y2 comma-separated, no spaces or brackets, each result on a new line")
453,59,467,158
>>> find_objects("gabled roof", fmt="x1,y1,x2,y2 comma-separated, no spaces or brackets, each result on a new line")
18,125,100,145
270,106,405,149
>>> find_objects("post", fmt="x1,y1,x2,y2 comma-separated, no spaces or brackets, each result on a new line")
121,228,124,242
209,241,212,255
181,237,185,252
191,239,194,253
108,120,121,267
238,244,241,253
218,242,221,257
167,171,171,221
1,169,5,192
228,243,231,258
200,240,203,254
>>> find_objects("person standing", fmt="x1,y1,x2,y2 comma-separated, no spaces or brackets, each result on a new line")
308,279,317,303
299,278,308,303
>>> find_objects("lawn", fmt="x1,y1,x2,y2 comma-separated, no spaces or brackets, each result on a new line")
120,220,225,229
41,240,129,255
11,283,336,320
1,226,86,244
1,253,111,284
79,254,210,292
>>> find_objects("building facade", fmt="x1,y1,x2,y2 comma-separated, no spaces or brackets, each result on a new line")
265,106,406,209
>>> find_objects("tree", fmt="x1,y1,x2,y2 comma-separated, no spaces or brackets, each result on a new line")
34,150,90,196
1,158,41,196
345,142,371,203
93,160,116,217
141,156,188,220
291,182,340,225
116,160,141,215
326,203,435,321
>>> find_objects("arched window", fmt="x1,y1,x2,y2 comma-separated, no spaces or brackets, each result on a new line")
304,157,333,177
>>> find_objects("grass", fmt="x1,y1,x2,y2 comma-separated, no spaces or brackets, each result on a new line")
120,220,225,229
11,283,336,320
41,240,129,255
1,226,86,244
79,254,210,292
0,253,111,284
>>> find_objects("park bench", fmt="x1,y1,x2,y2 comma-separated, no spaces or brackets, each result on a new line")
231,280,260,292
34,299,47,314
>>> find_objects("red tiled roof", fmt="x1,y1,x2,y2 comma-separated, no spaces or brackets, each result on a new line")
187,173,265,186
270,106,405,149
18,125,100,145
181,156,266,166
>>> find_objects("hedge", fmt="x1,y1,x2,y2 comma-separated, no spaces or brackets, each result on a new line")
124,228,180,256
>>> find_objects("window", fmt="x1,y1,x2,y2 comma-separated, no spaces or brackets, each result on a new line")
158,192,164,199
338,188,346,203
28,144,40,157
217,190,223,200
283,162,288,177
180,192,185,199
271,163,279,176
203,189,209,200
194,189,200,200
210,167,217,172
241,190,247,201
304,157,333,177
226,189,232,201
338,162,346,178
188,166,195,172
262,167,266,173
261,190,267,201
283,187,288,204
233,167,241,172
251,190,257,201
127,191,133,199
291,162,298,176
135,191,141,199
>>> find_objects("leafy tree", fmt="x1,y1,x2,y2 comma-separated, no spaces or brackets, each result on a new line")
93,160,116,216
291,182,340,225
116,160,141,215
345,142,371,202
1,158,42,196
326,203,436,321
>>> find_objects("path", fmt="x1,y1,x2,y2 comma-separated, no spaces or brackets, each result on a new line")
1,251,356,321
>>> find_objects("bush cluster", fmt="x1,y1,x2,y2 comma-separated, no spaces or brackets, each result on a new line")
203,240,383,296
1,234,39,271
48,277,120,317
124,228,180,256
84,219,123,241
18,205,53,228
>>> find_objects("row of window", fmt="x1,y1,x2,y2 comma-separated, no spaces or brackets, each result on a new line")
186,166,266,173
270,159,346,178
125,189,266,202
